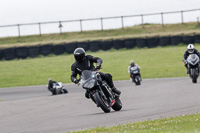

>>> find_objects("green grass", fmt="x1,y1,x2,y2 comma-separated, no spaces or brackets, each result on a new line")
70,113,200,133
0,44,196,88
0,22,200,48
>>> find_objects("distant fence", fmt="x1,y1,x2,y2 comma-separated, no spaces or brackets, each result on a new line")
0,34,200,60
0,8,200,37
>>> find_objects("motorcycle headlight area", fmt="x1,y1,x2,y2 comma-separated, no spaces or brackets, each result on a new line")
188,59,198,65
83,79,96,89
133,70,138,74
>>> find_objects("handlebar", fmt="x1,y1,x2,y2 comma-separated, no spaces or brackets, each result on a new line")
94,67,102,71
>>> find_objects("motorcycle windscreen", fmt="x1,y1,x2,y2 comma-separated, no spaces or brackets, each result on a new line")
81,70,92,80
81,70,96,89
130,66,138,71
187,54,199,65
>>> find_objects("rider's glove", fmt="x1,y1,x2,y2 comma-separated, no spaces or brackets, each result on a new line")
96,65,101,70
184,60,187,64
73,79,79,84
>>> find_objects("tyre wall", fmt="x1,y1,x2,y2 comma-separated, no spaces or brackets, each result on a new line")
52,44,65,55
4,48,16,60
0,49,4,60
182,35,194,44
124,39,136,49
101,40,113,51
28,45,40,57
64,42,77,54
76,41,89,51
159,36,171,46
89,41,101,52
40,44,52,56
16,46,28,59
194,35,200,43
0,34,199,61
147,37,159,48
113,39,125,50
135,38,147,48
170,35,182,45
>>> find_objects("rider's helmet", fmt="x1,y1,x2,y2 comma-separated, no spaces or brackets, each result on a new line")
187,44,194,54
74,47,85,63
130,60,135,67
49,78,53,83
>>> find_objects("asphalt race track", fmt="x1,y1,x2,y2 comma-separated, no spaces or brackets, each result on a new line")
0,77,200,133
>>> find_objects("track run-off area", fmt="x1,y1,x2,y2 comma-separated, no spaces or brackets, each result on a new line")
0,77,200,133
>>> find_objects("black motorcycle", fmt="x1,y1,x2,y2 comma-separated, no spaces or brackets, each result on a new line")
186,54,200,83
130,67,141,85
81,70,122,113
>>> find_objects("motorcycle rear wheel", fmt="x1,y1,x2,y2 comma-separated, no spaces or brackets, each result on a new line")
112,98,122,111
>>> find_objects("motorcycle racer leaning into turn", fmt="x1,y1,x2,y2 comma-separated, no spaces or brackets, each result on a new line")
48,78,57,95
183,44,200,74
71,47,121,99
128,60,141,77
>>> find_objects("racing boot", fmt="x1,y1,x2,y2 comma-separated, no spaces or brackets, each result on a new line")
112,87,121,95
112,87,121,101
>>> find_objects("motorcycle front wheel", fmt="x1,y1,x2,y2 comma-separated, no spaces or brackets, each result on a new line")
135,77,141,85
62,88,68,94
192,69,197,83
95,91,111,113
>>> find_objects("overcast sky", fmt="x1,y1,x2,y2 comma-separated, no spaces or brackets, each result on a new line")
0,0,200,25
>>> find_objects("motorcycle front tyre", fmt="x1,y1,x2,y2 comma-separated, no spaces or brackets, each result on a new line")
63,88,68,94
94,91,111,113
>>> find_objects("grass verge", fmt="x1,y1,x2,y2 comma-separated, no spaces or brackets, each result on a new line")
0,44,196,88
70,113,200,133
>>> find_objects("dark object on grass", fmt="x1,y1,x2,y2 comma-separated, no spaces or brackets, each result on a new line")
0,49,4,60
64,42,77,54
147,37,159,48
159,36,171,46
113,39,125,50
89,41,101,52
40,44,52,56
101,40,113,51
76,41,89,51
170,35,182,45
182,35,194,44
4,48,16,60
28,45,40,57
135,38,147,48
124,39,136,49
194,34,200,43
52,44,65,55
16,47,28,59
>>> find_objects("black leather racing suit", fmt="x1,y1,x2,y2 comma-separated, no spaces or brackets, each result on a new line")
48,80,57,94
71,55,115,88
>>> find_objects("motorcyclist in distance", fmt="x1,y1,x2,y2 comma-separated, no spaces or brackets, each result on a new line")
128,60,141,78
70,47,121,99
48,78,57,95
183,44,200,74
